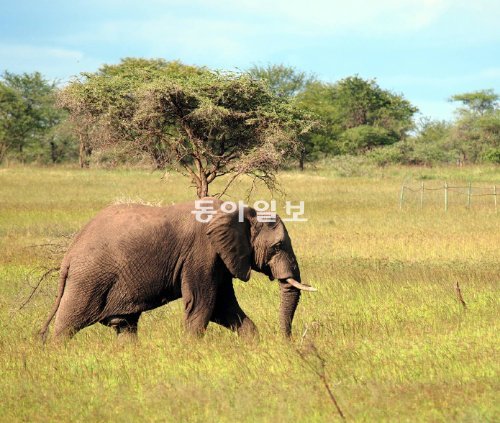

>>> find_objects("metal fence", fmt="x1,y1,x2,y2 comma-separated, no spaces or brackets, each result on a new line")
399,181,498,212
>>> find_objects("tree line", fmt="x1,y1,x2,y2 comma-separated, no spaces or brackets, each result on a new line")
1,59,499,175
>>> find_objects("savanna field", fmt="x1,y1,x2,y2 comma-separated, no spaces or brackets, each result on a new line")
0,165,499,422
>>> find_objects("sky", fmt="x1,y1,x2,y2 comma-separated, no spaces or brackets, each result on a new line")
1,0,499,121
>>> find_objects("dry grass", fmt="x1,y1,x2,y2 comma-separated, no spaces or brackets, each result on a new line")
0,165,499,422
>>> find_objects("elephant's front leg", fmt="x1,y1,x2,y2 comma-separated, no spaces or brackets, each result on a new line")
181,275,217,337
211,280,258,340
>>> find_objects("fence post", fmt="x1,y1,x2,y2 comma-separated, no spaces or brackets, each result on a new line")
494,185,497,214
420,181,424,210
444,181,448,212
399,182,405,211
467,181,472,209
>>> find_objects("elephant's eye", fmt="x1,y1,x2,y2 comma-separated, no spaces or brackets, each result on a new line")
273,242,283,251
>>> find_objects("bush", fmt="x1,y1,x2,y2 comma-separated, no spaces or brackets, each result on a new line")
482,147,500,163
368,145,404,166
339,125,397,155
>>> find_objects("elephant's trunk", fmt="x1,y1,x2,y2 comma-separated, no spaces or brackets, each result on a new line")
279,281,301,337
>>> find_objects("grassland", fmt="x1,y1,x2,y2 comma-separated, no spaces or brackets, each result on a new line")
0,165,499,422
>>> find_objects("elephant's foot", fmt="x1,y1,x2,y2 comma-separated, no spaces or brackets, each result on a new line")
116,330,138,345
184,320,209,338
113,323,138,335
52,318,81,343
52,327,77,344
237,317,259,342
211,310,259,341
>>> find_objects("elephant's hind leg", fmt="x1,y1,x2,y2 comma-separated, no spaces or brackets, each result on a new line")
53,298,96,342
53,322,79,342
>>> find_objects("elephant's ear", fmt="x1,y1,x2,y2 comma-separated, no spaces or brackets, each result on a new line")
206,209,252,282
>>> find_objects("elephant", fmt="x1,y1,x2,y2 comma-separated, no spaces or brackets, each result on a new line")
39,198,316,341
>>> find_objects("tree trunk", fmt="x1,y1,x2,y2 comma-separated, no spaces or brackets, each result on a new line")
18,143,24,164
196,181,209,198
279,282,301,337
79,135,91,168
0,142,7,164
200,176,209,198
79,136,85,168
50,140,57,163
195,161,209,198
194,176,209,198
299,151,305,171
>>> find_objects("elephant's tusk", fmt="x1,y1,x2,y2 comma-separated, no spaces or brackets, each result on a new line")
286,278,317,292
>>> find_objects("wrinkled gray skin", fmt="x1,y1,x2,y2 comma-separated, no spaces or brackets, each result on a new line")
40,198,308,341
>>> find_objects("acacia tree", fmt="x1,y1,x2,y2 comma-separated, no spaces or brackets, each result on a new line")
59,59,312,197
450,89,499,116
449,89,500,163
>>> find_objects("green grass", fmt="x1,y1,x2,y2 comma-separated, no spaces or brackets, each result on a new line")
0,165,499,422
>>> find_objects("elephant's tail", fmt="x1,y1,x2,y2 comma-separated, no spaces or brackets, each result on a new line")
39,261,70,343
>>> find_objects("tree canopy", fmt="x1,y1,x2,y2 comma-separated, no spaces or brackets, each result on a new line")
450,89,499,116
248,64,316,98
295,75,418,156
446,89,500,163
248,64,318,169
1,61,498,169
370,89,500,166
59,58,313,197
0,71,71,163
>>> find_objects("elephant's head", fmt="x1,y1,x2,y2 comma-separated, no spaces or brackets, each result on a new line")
206,200,316,337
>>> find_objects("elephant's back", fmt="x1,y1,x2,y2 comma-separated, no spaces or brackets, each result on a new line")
66,205,158,254
63,202,198,274
63,202,203,270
